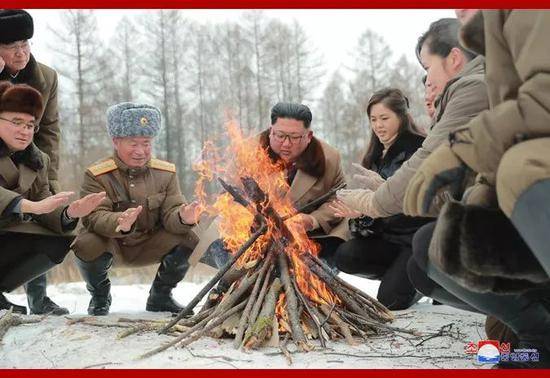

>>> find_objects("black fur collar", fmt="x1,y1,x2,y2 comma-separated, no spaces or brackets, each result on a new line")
0,138,44,171
259,129,326,178
0,55,46,93
381,132,424,163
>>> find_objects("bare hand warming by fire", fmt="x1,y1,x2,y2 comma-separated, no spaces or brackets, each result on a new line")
179,201,201,225
115,205,142,233
286,212,316,232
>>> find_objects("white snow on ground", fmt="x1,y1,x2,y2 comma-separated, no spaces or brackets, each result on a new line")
0,274,490,369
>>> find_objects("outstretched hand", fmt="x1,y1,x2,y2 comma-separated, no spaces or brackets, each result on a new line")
350,163,385,190
115,205,143,233
286,212,316,232
328,199,362,218
67,192,107,218
179,201,201,225
21,191,75,215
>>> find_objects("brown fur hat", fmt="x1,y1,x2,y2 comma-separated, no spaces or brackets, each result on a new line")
0,81,43,119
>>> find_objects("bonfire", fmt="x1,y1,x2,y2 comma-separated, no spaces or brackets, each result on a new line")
142,123,400,359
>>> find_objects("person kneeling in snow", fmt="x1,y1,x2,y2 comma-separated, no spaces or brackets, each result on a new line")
71,102,200,316
0,82,104,314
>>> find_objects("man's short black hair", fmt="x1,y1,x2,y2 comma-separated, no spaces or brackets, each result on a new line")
270,102,313,129
415,18,476,65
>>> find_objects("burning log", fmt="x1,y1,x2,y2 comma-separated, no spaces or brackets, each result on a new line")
277,250,311,351
160,221,268,334
144,124,404,359
234,252,274,347
143,175,400,360
242,278,281,350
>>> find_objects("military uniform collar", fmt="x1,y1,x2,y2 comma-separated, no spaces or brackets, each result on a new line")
113,153,149,176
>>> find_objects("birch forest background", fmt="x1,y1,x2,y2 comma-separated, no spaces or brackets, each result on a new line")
48,10,429,196
39,10,431,283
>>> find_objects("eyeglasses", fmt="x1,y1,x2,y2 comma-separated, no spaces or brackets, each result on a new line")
0,116,39,133
0,40,31,52
271,130,308,145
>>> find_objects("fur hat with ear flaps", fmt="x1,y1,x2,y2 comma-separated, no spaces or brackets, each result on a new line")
429,200,549,294
0,81,44,119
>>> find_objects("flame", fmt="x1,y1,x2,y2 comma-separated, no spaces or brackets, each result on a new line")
194,121,341,322
275,293,290,332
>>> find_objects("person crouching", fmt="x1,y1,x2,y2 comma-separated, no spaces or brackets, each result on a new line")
0,81,104,314
71,102,200,316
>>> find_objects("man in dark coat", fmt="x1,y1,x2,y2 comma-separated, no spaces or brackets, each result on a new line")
0,81,104,314
0,9,66,314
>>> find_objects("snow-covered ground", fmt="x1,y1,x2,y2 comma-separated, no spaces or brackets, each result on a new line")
0,274,489,369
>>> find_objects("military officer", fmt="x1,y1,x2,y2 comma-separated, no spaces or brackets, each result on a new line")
72,102,200,316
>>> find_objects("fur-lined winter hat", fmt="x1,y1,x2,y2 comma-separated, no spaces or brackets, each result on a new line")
106,102,161,138
0,10,34,44
0,81,43,119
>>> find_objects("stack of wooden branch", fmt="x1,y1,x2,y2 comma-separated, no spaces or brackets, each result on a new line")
141,177,398,359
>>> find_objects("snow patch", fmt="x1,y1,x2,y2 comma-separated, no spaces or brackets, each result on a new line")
1,275,488,368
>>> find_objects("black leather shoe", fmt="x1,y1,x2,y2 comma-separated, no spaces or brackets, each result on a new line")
30,296,69,315
0,293,27,315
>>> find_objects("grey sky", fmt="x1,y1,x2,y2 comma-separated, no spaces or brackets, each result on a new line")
29,9,454,82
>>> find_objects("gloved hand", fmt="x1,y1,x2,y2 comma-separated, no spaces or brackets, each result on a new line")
350,163,385,190
404,144,471,216
328,199,363,219
336,188,381,218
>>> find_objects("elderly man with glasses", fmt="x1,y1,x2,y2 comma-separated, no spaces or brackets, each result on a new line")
0,9,67,315
0,82,105,314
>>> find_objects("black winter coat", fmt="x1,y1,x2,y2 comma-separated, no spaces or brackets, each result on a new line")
351,132,431,246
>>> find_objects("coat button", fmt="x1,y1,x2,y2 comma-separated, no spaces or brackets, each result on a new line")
130,183,135,188
131,200,136,204
129,175,133,179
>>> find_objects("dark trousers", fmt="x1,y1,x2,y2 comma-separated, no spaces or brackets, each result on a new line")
315,236,344,269
335,235,419,310
0,232,71,292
